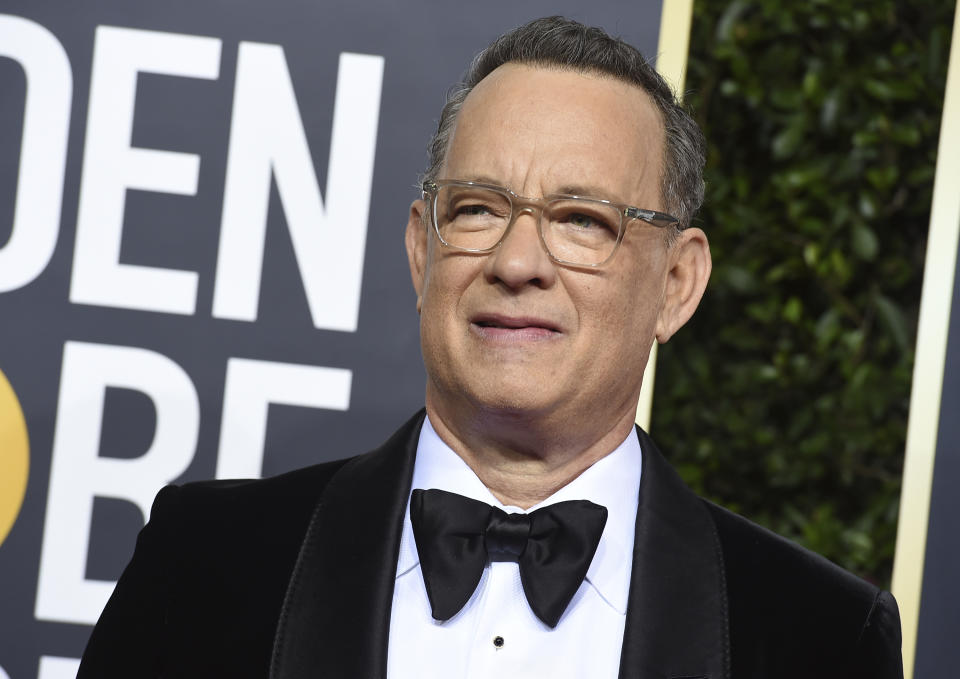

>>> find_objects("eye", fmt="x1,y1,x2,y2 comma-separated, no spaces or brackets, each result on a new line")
566,212,600,229
448,196,510,222
456,203,493,217
558,210,616,234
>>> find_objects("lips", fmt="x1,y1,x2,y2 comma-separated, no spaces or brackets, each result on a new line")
471,313,560,331
469,312,562,342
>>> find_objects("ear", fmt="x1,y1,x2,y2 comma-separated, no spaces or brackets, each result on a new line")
405,199,429,314
655,227,711,343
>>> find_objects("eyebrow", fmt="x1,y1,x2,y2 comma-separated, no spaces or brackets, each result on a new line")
554,184,628,203
457,175,629,204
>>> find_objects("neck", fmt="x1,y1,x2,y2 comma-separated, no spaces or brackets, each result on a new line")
425,401,638,509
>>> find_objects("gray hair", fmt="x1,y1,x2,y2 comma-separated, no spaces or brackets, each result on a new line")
423,16,706,230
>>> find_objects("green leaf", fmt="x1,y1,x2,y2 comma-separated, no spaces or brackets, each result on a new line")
851,223,879,261
864,78,915,101
716,0,750,42
723,266,760,294
820,91,840,131
772,124,804,159
782,296,804,323
865,166,898,190
873,293,910,352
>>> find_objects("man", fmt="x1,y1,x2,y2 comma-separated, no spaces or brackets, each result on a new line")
78,16,903,679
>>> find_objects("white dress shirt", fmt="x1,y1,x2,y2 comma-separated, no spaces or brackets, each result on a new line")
387,416,642,679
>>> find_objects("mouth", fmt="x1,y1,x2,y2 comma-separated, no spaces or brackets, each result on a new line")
469,313,562,342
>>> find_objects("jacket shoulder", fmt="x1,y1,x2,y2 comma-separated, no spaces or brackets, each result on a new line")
168,457,351,530
705,501,902,678
154,458,354,618
78,458,352,679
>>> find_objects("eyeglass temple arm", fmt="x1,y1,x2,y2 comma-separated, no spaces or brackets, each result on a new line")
624,207,679,229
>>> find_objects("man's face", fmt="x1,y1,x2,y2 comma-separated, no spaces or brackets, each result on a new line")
407,63,708,441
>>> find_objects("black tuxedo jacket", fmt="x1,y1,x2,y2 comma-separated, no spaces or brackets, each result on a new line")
78,411,902,678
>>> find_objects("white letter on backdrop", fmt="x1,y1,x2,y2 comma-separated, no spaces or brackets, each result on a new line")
37,657,81,679
213,48,383,332
0,14,72,292
35,341,199,624
215,358,352,479
70,26,221,314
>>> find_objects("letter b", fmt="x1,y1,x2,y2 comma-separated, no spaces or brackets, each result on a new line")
35,342,199,624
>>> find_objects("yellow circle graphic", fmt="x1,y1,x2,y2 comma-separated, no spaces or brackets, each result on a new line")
0,368,29,548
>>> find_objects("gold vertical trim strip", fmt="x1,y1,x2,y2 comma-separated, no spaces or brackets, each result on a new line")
655,0,695,95
638,0,696,431
891,3,960,676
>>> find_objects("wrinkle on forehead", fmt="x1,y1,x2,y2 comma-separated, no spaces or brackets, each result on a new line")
442,63,665,209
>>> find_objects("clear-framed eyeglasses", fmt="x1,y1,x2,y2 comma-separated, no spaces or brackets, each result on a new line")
422,179,680,268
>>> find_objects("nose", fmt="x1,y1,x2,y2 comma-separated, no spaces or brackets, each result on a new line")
483,208,557,290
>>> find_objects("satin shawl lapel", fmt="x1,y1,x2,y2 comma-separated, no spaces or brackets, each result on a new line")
618,427,730,679
270,411,424,679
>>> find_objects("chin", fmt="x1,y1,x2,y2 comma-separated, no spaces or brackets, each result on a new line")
465,379,565,419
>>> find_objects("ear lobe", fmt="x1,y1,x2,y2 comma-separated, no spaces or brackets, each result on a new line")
406,199,429,312
655,228,711,343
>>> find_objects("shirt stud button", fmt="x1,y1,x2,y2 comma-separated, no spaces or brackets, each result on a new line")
493,636,505,649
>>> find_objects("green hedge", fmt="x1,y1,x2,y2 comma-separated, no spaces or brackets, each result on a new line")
651,0,955,585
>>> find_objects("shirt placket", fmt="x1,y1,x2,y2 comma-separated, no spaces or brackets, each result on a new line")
465,560,528,679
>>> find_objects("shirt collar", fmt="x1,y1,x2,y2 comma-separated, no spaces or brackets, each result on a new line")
397,414,642,615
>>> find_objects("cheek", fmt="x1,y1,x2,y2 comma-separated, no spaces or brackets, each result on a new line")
418,255,482,342
422,259,462,313
598,268,665,345
418,297,455,383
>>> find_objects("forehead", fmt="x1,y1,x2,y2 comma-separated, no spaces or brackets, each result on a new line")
444,63,665,206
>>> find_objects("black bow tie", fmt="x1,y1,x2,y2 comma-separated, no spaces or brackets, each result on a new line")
409,488,608,628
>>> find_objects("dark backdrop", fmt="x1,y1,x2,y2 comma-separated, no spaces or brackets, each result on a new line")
0,3,664,677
